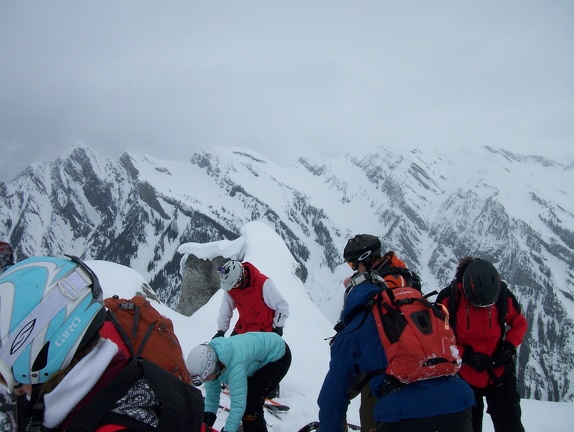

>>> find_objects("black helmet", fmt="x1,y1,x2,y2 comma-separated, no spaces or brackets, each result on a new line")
343,234,382,270
0,242,14,273
462,258,501,307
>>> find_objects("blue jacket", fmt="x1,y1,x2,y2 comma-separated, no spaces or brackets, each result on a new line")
318,280,474,430
204,332,286,432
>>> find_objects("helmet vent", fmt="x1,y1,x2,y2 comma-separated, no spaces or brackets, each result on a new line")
32,342,50,372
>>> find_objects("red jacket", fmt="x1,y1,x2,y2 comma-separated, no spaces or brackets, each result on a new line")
439,282,528,388
229,262,275,333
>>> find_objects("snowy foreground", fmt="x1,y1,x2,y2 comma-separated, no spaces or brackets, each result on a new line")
0,221,566,430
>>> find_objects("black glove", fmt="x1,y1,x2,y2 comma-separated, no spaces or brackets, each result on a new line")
212,330,225,339
494,340,517,368
203,412,217,427
462,347,494,372
273,326,283,336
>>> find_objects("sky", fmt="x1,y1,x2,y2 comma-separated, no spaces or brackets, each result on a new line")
1,1,573,181
90,220,573,431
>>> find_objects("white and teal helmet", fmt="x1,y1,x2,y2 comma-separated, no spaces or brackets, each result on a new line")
0,255,105,391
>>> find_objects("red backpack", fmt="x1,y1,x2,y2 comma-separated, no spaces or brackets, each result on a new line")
104,295,192,384
356,272,461,384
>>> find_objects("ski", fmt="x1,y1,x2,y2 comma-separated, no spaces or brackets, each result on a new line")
264,404,283,419
264,398,290,411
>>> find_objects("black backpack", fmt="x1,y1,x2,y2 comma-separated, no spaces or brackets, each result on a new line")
68,358,204,432
25,358,205,432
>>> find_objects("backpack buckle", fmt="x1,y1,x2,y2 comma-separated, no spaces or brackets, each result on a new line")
347,271,387,288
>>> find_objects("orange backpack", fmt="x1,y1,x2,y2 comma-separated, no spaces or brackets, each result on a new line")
104,295,192,384
374,251,422,291
357,272,461,384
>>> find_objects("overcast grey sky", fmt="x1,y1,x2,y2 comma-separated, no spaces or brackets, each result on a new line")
1,1,573,181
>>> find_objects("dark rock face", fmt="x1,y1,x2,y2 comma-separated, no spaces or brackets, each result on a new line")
177,255,228,316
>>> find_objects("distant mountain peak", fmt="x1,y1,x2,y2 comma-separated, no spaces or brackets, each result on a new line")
1,144,573,402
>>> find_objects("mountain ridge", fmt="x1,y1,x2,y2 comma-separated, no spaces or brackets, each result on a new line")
1,143,573,401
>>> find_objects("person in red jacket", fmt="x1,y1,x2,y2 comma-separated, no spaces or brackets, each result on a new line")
214,260,289,399
214,260,289,337
437,257,528,432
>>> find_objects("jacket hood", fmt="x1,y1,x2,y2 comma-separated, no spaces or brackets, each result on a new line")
340,281,381,325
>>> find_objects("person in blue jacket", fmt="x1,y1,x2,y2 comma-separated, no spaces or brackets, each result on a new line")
187,332,291,432
318,272,475,432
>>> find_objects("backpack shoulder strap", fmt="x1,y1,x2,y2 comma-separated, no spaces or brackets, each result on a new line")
106,310,137,358
375,266,420,288
497,282,510,340
106,306,157,359
445,281,459,331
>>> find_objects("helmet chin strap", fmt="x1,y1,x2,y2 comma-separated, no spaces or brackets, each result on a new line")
25,386,46,432
362,255,377,271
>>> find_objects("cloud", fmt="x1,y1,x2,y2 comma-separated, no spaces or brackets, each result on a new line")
1,1,573,181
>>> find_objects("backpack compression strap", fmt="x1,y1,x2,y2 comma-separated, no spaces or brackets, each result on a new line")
106,308,157,359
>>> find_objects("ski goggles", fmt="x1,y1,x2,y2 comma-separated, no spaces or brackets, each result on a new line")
346,250,374,270
191,375,204,386
346,260,358,270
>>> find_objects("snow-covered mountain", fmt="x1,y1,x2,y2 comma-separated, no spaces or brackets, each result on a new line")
1,143,573,402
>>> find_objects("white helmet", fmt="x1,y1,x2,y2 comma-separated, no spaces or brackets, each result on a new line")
186,344,218,386
218,260,244,291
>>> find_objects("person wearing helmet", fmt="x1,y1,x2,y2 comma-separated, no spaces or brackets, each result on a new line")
0,256,211,432
437,257,528,432
214,260,289,338
318,263,474,432
0,241,14,273
187,331,291,432
343,234,421,290
340,234,422,431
